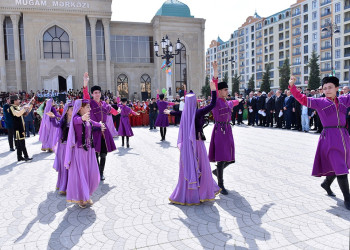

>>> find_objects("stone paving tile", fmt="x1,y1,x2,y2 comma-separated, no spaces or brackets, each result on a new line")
0,124,350,249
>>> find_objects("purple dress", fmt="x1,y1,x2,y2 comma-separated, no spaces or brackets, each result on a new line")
118,105,136,137
169,91,220,205
208,82,239,163
155,100,169,127
38,99,61,151
106,114,118,137
65,100,101,204
52,119,69,194
290,85,350,177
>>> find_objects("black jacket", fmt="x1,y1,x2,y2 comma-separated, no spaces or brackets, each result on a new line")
149,102,158,114
265,97,275,111
256,95,266,110
275,96,284,111
247,97,257,111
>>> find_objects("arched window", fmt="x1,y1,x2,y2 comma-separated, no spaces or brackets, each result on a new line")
140,74,151,100
175,43,187,94
117,74,129,98
43,25,70,59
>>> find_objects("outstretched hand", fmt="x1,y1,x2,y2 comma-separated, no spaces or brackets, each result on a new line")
163,109,171,115
210,81,216,91
289,75,296,87
83,72,89,87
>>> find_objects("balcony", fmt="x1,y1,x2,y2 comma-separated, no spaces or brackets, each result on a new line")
269,40,273,44
256,68,263,72
292,11,301,17
293,31,301,36
293,41,301,46
345,53,350,57
239,48,245,52
321,11,331,18
321,0,331,6
269,72,274,78
256,60,263,64
279,27,284,31
321,33,331,39
345,29,350,34
257,51,263,55
279,36,284,41
239,32,245,37
279,45,284,50
240,56,245,60
321,23,328,29
321,56,332,61
345,16,350,22
293,52,301,56
304,68,309,74
344,64,350,69
269,30,274,35
345,5,350,10
345,41,350,46
239,40,245,44
292,71,301,75
256,26,262,31
285,34,290,39
293,62,301,65
256,43,263,47
279,55,284,59
286,44,290,48
321,67,332,72
292,21,301,27
256,34,262,39
321,45,331,50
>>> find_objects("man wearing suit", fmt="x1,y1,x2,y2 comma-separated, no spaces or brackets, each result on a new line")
237,93,245,125
265,91,275,127
274,90,284,128
256,91,266,126
3,97,15,151
231,93,238,125
293,86,303,131
23,107,35,137
247,92,257,126
148,98,158,130
283,90,295,129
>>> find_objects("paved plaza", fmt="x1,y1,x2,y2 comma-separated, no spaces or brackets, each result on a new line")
0,124,350,249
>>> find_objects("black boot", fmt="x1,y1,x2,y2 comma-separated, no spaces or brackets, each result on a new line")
212,162,231,176
163,128,167,141
122,136,125,147
126,137,130,148
160,128,164,141
321,175,336,197
99,153,106,181
336,175,350,210
217,162,228,195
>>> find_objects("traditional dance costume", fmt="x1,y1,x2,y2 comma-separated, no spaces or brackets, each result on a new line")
118,103,138,147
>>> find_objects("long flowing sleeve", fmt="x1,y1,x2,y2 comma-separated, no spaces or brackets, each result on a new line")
289,84,307,106
83,86,90,100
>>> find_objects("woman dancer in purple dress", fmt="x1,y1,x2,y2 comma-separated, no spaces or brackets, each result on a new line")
64,99,105,208
289,75,350,210
47,102,74,194
165,81,220,205
118,98,140,148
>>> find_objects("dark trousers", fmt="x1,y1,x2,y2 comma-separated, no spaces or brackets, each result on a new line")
266,111,273,127
237,112,243,124
25,121,35,137
96,137,107,176
8,127,15,149
15,139,28,160
258,114,266,126
231,111,237,125
284,110,292,129
275,113,283,128
115,114,121,131
295,112,301,130
248,111,255,125
149,112,157,129
316,113,323,132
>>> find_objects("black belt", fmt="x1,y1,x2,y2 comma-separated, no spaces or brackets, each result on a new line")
214,121,231,125
324,126,346,129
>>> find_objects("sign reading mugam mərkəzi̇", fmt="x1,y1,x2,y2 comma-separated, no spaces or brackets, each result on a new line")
15,0,90,8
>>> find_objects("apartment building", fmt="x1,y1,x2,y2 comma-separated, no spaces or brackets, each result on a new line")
205,0,348,92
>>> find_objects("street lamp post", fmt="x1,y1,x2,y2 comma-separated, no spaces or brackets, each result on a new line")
321,21,340,77
154,35,182,99
228,56,235,92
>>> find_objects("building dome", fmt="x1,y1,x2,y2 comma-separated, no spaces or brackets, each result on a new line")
156,0,194,18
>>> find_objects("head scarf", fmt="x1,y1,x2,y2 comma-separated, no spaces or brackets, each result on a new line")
55,101,74,145
177,93,200,190
64,99,84,169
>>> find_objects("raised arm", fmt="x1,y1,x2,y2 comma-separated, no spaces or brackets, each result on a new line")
289,75,319,110
83,72,90,100
196,81,217,117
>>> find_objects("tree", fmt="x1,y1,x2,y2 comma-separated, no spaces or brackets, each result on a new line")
201,75,211,98
248,75,255,92
222,72,228,83
232,73,240,95
260,64,271,93
308,50,321,90
279,58,290,91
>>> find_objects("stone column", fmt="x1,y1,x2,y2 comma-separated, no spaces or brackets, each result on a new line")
89,17,98,86
11,14,21,91
102,18,112,91
0,14,7,92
